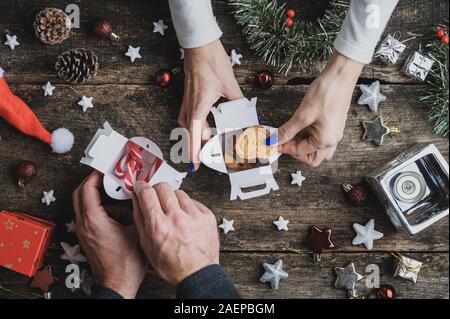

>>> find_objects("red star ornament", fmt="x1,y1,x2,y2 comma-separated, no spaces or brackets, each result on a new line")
31,265,57,298
305,225,335,261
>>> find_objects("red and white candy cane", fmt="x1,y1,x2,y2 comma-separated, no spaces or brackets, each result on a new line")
114,141,148,191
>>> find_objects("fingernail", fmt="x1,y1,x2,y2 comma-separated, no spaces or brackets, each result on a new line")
190,162,196,173
266,134,278,146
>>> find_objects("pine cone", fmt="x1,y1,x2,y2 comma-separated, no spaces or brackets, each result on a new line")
33,7,72,45
55,49,99,84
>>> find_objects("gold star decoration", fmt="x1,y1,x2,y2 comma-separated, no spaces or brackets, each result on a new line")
4,218,14,230
3,263,13,269
23,239,30,249
0,242,4,248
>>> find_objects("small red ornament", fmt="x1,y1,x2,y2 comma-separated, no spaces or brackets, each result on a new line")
286,8,296,18
285,17,294,28
343,183,368,206
31,265,57,299
255,70,275,89
437,28,446,38
17,160,37,187
376,284,397,299
305,225,335,261
441,35,449,45
155,69,173,88
94,19,120,41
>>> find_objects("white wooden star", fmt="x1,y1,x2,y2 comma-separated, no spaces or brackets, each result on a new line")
153,19,168,35
65,221,76,233
42,81,55,96
260,259,288,289
229,49,243,67
352,219,384,250
291,171,305,187
60,242,87,264
78,96,94,113
125,45,141,63
41,190,56,206
179,48,185,60
4,34,19,50
358,80,386,113
218,218,235,234
273,216,289,231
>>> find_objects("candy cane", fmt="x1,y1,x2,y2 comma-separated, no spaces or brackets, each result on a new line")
114,141,146,191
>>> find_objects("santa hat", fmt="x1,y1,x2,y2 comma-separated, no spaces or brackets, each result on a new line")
0,68,74,154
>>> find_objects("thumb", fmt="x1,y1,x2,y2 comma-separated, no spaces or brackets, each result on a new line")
276,113,312,146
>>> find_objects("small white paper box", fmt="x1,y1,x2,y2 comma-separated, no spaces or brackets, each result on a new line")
402,51,435,81
394,254,423,284
200,98,281,200
80,122,187,200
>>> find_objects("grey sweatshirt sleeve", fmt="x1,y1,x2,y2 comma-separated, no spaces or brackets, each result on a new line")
334,0,399,64
168,0,222,48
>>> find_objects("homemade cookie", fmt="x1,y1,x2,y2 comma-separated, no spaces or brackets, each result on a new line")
235,125,277,161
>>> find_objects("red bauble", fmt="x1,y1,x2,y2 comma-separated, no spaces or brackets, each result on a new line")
17,160,37,187
286,8,296,18
285,17,294,28
437,28,446,38
94,19,120,41
343,183,368,206
256,70,275,89
155,69,173,88
441,35,449,45
376,284,397,299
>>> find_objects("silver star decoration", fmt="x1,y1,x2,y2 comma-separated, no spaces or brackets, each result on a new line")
42,81,55,96
65,221,76,233
179,48,185,60
358,80,386,113
334,262,363,298
362,116,390,146
4,34,19,50
125,45,141,63
352,219,384,250
41,190,56,206
60,242,87,264
260,259,289,289
273,216,289,231
78,96,94,113
229,49,243,67
218,218,235,234
291,171,305,187
153,19,168,35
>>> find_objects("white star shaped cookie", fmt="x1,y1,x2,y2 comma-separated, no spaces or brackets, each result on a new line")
352,219,384,250
42,81,55,96
218,218,235,234
78,96,94,113
41,190,56,206
291,171,305,187
125,45,141,63
4,34,19,50
153,19,168,35
273,216,289,231
229,49,243,67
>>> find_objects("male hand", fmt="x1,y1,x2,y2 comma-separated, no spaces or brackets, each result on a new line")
73,171,148,299
178,39,243,172
276,52,364,167
132,182,219,286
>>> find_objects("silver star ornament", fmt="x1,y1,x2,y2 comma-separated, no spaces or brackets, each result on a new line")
78,96,94,113
4,34,19,50
362,116,391,146
125,45,141,63
273,216,289,231
218,218,235,234
153,19,168,35
41,190,56,206
358,80,386,112
334,262,363,298
352,219,384,250
42,81,55,96
260,259,289,289
60,242,87,264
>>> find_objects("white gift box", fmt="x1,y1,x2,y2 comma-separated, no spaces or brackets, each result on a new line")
394,254,423,284
80,122,187,200
199,98,282,200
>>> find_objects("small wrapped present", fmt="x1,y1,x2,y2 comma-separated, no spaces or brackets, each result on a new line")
402,51,435,81
393,253,423,283
374,34,407,64
0,211,55,277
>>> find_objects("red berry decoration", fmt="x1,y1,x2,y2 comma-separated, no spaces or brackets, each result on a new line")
94,19,120,41
441,35,449,45
285,17,294,28
376,284,397,299
437,28,446,38
17,160,37,187
286,8,296,18
343,183,368,206
255,70,275,90
155,69,173,88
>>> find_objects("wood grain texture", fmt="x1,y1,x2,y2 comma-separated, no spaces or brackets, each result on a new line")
0,0,448,299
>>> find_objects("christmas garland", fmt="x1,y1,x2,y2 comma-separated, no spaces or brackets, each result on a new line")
421,24,449,137
230,0,348,73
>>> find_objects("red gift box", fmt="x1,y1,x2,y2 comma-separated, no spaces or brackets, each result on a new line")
0,210,55,277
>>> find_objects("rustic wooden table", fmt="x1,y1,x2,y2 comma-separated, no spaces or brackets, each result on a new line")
0,0,448,299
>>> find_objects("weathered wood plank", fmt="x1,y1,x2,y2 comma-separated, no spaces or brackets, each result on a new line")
0,84,447,252
0,252,447,299
0,0,448,85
